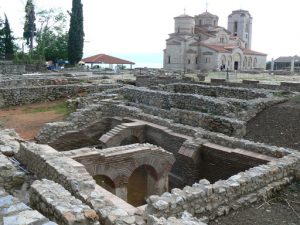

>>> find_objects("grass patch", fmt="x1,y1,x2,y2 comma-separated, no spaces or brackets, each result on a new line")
24,102,75,117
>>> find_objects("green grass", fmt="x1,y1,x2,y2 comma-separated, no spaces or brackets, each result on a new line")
24,102,75,117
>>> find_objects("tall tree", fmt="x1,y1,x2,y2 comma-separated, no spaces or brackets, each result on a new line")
23,0,36,52
0,16,4,58
68,0,84,65
35,9,68,61
3,14,14,59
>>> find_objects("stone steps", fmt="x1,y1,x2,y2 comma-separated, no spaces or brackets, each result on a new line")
0,187,57,225
99,124,127,144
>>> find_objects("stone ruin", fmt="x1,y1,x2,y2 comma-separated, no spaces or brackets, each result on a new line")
0,71,299,225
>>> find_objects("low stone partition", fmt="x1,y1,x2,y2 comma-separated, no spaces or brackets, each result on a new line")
117,87,239,118
0,77,79,88
242,80,260,84
145,152,300,220
197,80,300,92
0,153,25,191
136,75,193,87
0,129,21,157
195,130,292,158
0,84,121,107
30,179,99,225
116,86,286,121
15,142,96,201
147,212,207,225
0,187,57,225
129,103,246,137
14,141,140,225
210,78,226,84
0,63,26,75
163,83,269,100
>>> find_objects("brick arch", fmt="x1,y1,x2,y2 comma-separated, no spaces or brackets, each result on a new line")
71,144,175,188
99,121,146,148
93,152,173,187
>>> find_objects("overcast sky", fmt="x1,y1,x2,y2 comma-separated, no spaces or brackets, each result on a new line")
0,0,300,66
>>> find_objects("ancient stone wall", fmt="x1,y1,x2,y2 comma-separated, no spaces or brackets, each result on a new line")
0,64,26,75
30,179,99,225
136,75,194,87
136,74,300,92
129,103,245,137
200,80,300,92
145,152,300,219
15,142,96,201
116,86,285,122
0,77,78,88
163,83,269,100
0,84,121,107
0,154,25,191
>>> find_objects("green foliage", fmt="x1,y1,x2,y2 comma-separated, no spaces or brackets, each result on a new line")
3,15,14,59
0,17,4,58
68,0,84,65
0,14,15,59
23,0,36,51
35,9,68,61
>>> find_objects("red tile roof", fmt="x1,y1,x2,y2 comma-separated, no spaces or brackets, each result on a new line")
82,54,135,64
201,44,230,53
243,49,267,56
201,44,267,56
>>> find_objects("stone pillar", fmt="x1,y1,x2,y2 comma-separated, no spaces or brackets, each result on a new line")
271,58,274,71
291,58,295,73
147,174,169,197
115,183,128,201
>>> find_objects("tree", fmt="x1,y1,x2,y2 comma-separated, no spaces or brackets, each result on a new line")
0,16,4,58
68,0,84,65
35,9,68,61
23,0,36,52
3,14,14,59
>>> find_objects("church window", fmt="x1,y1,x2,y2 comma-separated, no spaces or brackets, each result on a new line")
205,57,211,64
234,21,238,35
168,56,171,64
220,37,224,43
213,20,216,26
199,20,202,25
188,59,191,64
196,57,198,64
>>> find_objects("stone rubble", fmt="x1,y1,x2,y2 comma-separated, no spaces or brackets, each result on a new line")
30,179,99,225
0,187,57,225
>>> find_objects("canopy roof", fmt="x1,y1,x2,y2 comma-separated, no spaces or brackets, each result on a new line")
82,54,135,65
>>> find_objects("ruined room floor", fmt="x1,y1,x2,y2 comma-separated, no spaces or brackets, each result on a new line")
0,100,67,140
210,181,300,225
245,97,300,151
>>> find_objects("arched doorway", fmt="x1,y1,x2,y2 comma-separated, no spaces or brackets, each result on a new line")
120,135,140,146
93,175,115,194
233,53,242,70
127,165,158,207
220,55,226,69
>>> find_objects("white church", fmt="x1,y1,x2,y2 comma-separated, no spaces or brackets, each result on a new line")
163,9,267,72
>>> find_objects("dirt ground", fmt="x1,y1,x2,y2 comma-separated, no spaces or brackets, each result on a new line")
245,96,300,150
209,181,300,225
0,100,67,140
212,97,300,225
